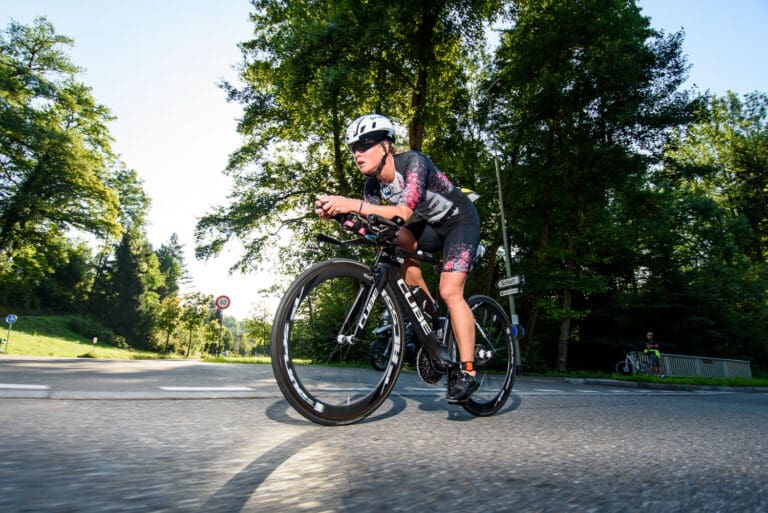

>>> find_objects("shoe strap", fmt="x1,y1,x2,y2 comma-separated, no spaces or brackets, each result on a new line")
460,361,475,372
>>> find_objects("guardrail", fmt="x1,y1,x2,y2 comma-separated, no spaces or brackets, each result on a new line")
634,352,752,378
662,353,751,379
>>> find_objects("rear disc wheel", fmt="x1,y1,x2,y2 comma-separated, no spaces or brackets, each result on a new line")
455,295,516,417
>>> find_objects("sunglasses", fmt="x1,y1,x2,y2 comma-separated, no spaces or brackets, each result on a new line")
350,138,381,154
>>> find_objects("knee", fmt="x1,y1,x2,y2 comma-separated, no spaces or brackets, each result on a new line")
396,228,416,250
439,282,464,307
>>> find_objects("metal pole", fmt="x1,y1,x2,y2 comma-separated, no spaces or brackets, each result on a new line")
484,78,523,372
493,151,518,326
218,309,223,355
485,79,518,327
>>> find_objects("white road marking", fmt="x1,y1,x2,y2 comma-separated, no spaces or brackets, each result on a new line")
160,386,254,392
0,384,49,390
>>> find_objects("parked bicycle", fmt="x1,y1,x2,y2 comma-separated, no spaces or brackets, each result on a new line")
270,212,517,426
615,350,650,375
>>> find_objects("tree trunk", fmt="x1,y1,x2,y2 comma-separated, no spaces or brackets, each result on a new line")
557,288,572,372
524,298,540,364
408,4,438,152
557,235,576,372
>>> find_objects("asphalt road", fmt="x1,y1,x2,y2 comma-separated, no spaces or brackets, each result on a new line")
1,358,766,513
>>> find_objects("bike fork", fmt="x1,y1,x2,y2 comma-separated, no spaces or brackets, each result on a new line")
336,268,390,345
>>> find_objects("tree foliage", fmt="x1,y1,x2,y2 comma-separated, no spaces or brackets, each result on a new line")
649,92,768,361
0,18,194,351
195,0,504,274
156,233,190,300
0,17,122,253
102,229,163,348
487,0,696,370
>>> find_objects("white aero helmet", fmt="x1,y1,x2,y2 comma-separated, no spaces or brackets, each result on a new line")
345,113,396,153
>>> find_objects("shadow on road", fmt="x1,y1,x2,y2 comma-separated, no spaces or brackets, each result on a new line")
200,428,329,512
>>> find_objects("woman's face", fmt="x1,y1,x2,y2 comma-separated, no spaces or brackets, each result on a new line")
352,139,386,175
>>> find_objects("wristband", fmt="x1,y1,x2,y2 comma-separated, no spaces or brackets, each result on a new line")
358,200,364,214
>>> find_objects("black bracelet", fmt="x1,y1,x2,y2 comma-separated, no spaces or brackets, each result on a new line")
358,200,364,214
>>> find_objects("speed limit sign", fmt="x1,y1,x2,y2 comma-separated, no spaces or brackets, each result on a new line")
214,295,231,310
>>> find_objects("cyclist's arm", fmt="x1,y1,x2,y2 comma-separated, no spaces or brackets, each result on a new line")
360,200,412,221
316,194,413,221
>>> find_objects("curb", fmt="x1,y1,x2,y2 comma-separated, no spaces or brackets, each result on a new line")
563,377,766,394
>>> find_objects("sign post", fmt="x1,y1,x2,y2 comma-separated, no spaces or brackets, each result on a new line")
214,296,231,355
4,314,18,353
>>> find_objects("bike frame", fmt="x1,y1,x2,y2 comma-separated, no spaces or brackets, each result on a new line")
331,235,456,371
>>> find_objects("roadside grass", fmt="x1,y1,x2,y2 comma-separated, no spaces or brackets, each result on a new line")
524,369,768,388
611,373,768,388
202,355,272,365
3,316,766,388
1,316,166,360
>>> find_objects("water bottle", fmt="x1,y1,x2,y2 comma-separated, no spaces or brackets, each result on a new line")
435,316,448,344
410,286,436,326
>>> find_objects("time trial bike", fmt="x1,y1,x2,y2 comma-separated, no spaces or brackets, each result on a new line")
270,212,517,426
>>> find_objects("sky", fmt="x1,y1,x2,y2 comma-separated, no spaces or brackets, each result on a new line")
1,0,766,319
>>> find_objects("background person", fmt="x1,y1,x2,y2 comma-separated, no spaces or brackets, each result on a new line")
644,331,664,377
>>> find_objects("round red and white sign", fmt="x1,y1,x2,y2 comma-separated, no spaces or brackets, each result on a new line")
214,295,231,310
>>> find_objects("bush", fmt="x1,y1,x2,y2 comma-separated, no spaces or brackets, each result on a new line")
67,316,120,346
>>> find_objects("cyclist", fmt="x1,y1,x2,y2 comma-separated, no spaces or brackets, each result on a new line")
315,113,481,402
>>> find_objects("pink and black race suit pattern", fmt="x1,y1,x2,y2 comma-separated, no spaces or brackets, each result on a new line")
363,151,481,273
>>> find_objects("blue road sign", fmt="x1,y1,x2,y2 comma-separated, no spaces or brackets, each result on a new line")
5,314,17,324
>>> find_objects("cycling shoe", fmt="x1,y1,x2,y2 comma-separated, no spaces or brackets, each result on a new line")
446,372,479,403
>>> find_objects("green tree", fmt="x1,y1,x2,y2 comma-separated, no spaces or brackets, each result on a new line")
89,165,152,316
105,229,163,348
202,318,233,355
0,17,122,254
180,292,212,357
0,227,94,312
243,312,272,355
0,18,155,320
195,0,503,275
156,233,189,300
489,0,695,370
653,92,768,363
35,238,93,312
664,92,768,262
156,295,183,353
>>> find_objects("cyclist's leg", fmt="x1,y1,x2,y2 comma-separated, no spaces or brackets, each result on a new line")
438,206,481,401
440,271,473,369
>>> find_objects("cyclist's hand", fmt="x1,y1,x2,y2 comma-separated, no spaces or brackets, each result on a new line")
314,197,332,219
316,195,354,217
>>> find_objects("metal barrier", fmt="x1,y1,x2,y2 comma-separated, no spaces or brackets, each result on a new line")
636,352,752,378
661,353,752,378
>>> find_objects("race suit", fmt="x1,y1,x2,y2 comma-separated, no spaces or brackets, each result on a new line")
363,150,480,273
